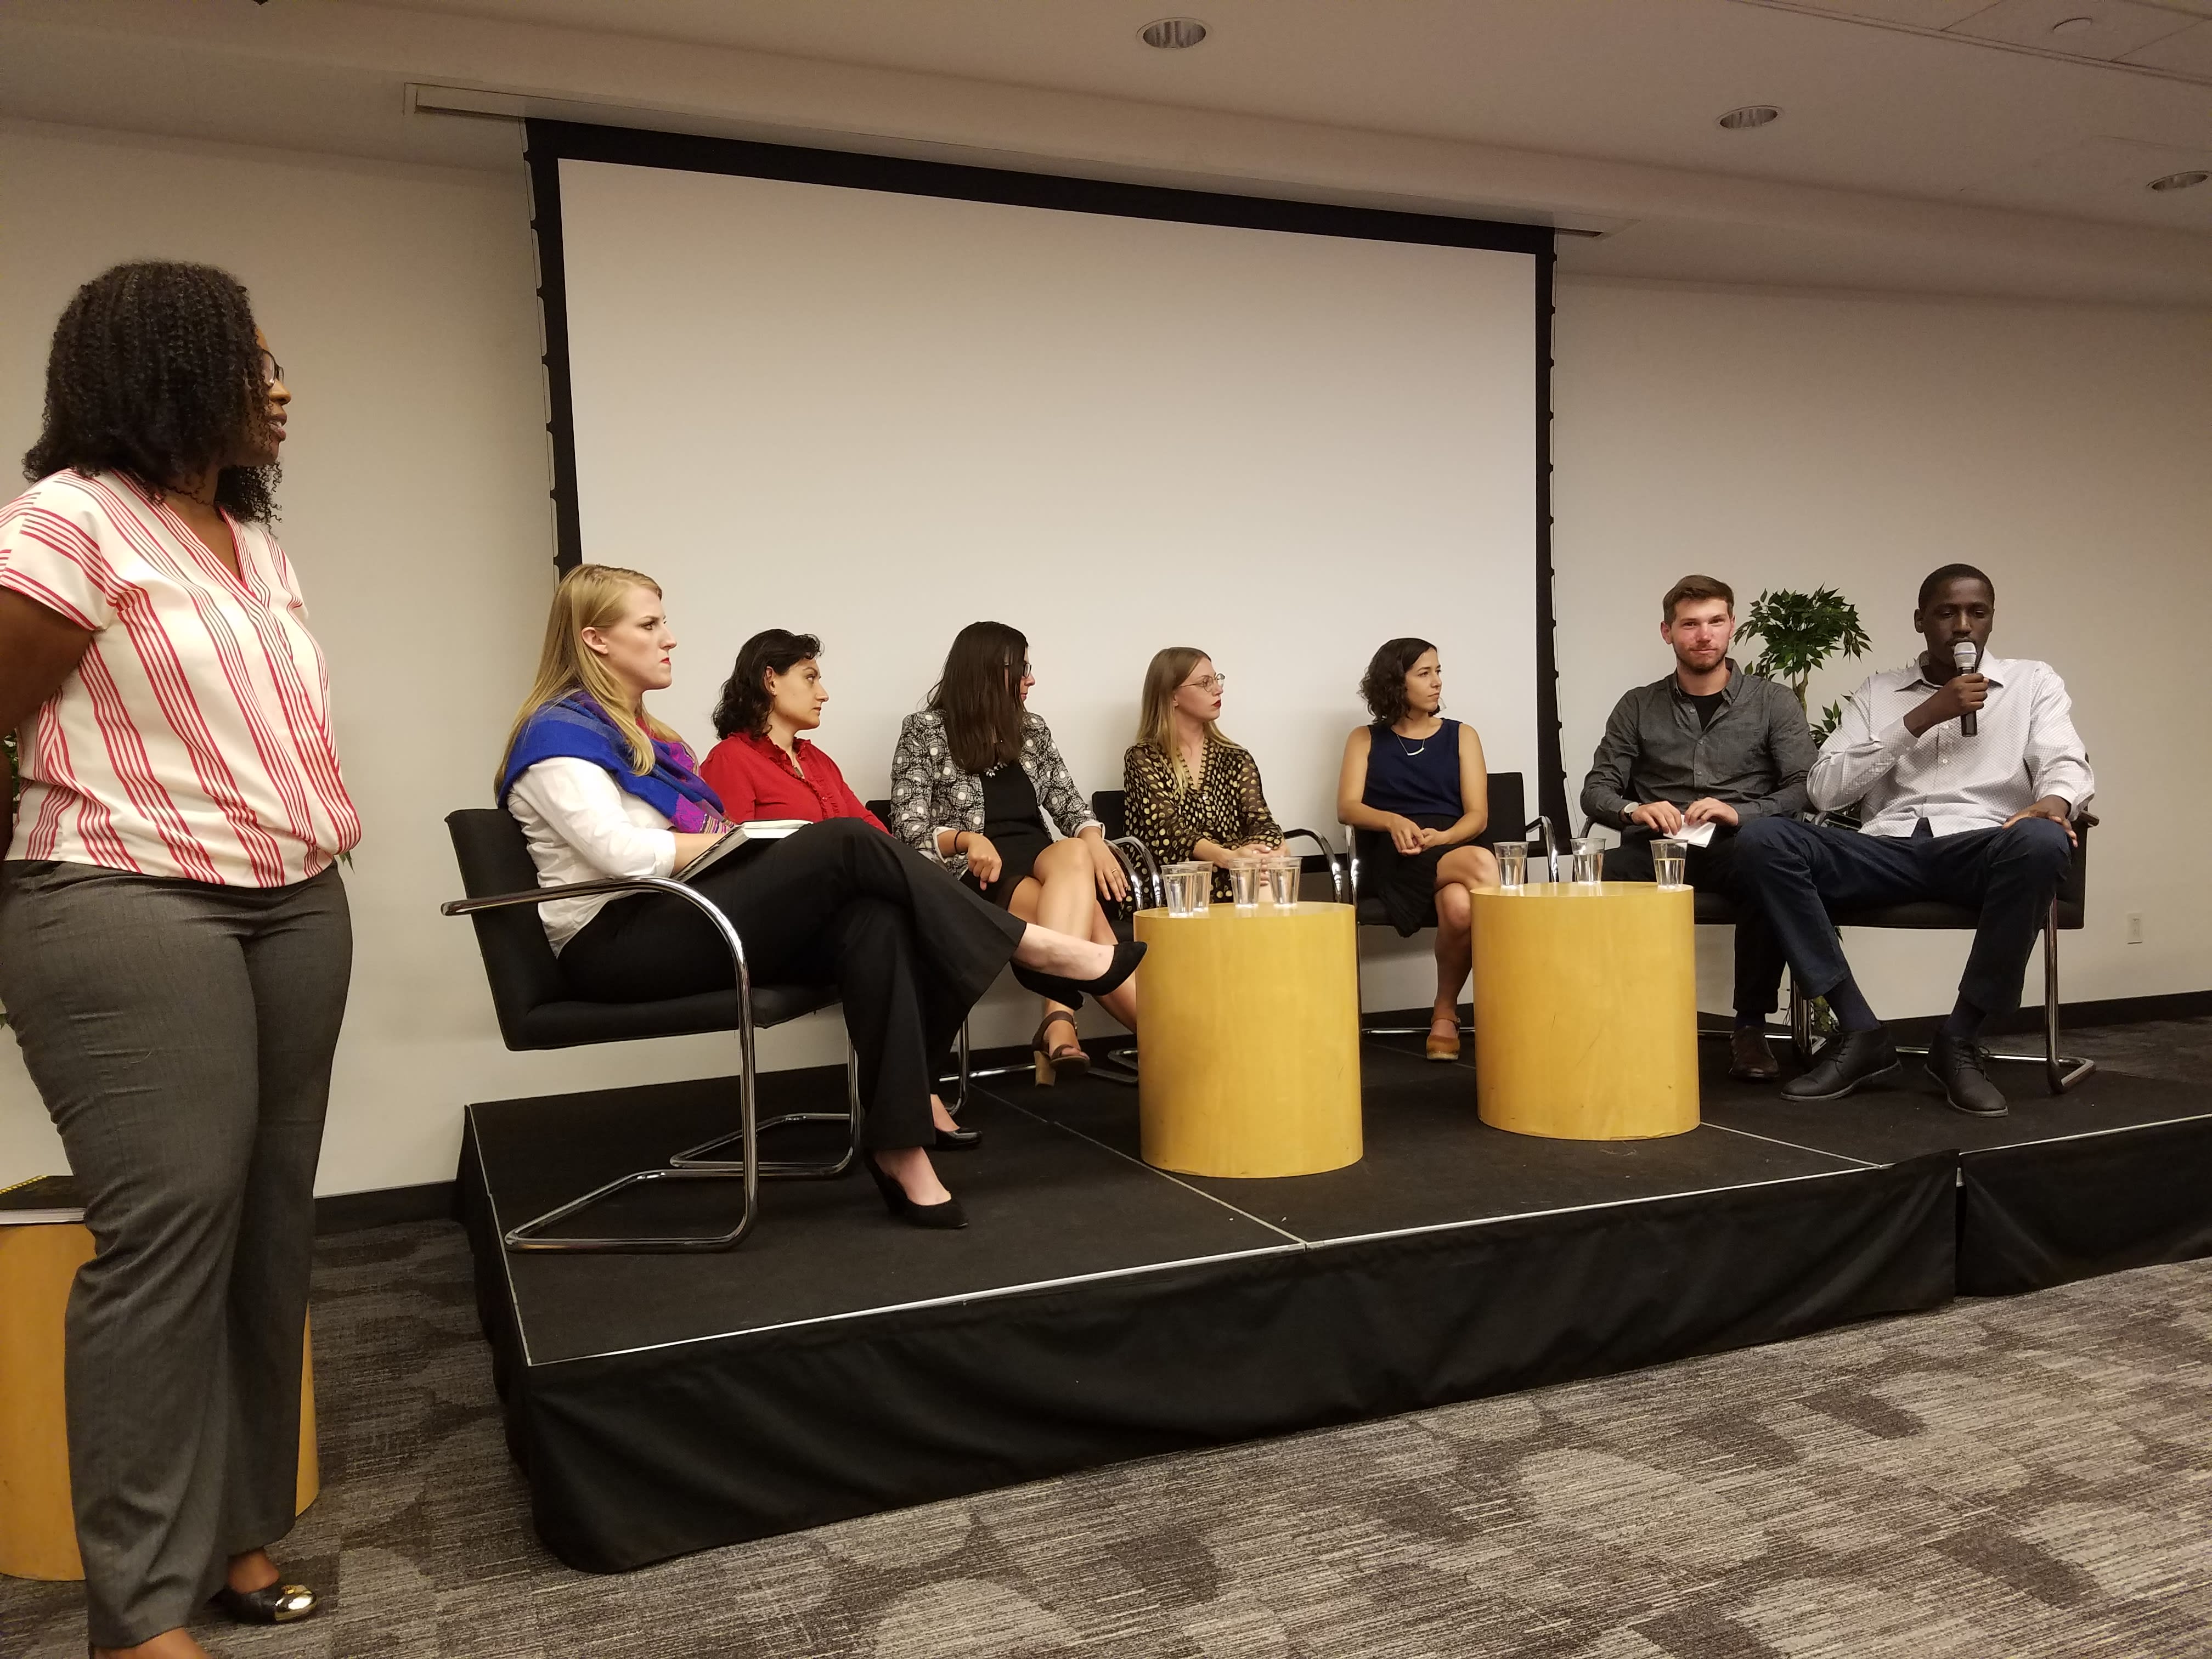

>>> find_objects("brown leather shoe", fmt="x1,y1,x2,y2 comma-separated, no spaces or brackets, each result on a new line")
1729,1026,1779,1081
1425,1019,1461,1062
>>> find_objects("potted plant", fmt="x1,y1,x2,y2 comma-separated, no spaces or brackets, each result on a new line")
1734,586,1871,742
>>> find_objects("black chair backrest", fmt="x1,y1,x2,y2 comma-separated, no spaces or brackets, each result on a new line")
866,798,893,826
1092,790,1130,840
446,809,566,1049
1487,772,1528,844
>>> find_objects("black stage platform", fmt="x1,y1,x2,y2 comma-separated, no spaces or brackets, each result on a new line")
459,1036,2212,1572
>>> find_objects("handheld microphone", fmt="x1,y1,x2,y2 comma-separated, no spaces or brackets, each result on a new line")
1953,639,1980,736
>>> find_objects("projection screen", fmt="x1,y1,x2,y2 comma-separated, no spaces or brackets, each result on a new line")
529,123,1556,1019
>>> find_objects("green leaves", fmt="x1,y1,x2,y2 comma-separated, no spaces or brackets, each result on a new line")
1736,588,1871,714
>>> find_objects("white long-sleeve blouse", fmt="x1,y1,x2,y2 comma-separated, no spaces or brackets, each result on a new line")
506,757,677,952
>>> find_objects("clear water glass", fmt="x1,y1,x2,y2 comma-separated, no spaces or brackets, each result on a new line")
1262,855,1300,908
1496,840,1527,890
1164,862,1212,917
1571,836,1605,887
1652,837,1688,890
1228,857,1262,912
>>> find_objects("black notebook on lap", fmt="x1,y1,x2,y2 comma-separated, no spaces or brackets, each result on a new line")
0,1173,84,1225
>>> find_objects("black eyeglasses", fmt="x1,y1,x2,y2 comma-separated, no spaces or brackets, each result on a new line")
259,350,285,387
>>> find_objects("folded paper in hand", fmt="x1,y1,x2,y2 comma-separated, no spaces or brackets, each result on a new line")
1672,820,1717,849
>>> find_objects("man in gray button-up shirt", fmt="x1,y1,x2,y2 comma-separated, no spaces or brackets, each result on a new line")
1581,574,1818,1080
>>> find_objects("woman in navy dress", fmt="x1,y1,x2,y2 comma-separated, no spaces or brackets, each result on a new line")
1336,637,1499,1060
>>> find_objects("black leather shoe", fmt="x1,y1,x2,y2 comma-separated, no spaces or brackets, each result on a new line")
1011,939,1146,1008
933,1123,981,1151
866,1156,968,1229
1780,1027,1901,1102
1729,1027,1779,1082
211,1580,319,1624
1927,1031,2007,1116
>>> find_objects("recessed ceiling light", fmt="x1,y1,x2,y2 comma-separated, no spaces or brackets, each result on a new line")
2147,170,2209,192
2049,15,2096,33
1717,105,1782,130
1140,18,1208,49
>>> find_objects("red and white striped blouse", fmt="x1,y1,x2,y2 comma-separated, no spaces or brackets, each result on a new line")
0,470,359,887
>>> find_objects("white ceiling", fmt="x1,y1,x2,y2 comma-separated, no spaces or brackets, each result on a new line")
2,0,2207,303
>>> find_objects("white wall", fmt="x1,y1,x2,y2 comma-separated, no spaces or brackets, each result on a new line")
1552,277,2212,1020
0,118,760,1193
3,117,2206,1196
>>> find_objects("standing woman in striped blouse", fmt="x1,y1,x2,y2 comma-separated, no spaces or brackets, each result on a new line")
0,264,356,1659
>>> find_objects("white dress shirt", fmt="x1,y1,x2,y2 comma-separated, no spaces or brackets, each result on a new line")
506,757,677,951
1808,654,2093,838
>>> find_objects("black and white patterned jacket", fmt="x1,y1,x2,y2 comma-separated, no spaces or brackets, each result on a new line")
889,708,1101,879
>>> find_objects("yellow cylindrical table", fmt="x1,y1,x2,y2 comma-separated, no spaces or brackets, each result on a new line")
0,1222,319,1582
1470,882,1699,1140
1136,901,1363,1177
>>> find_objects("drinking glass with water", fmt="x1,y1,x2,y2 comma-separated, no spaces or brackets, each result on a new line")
1496,840,1527,890
1164,862,1212,916
1652,837,1688,890
1571,836,1605,887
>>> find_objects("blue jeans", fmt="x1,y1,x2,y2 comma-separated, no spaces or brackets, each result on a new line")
1735,815,2072,1017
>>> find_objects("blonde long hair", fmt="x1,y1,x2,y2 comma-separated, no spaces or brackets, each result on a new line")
1136,645,1240,771
498,563,681,787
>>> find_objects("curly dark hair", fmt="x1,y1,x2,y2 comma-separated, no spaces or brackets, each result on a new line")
712,629,823,738
1358,636,1437,723
23,261,280,522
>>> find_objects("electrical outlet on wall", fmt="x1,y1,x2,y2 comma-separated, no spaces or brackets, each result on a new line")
2125,912,2145,945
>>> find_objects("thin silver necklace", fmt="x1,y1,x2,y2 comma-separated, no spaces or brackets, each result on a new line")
1393,719,1439,756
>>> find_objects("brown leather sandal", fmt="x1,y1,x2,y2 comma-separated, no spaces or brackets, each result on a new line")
1032,1009,1091,1085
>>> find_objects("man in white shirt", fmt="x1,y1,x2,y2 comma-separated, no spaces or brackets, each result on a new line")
1736,565,2092,1116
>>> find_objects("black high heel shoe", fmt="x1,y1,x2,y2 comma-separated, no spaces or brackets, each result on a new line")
867,1155,968,1229
1011,939,1146,1009
211,1579,320,1624
934,1122,981,1151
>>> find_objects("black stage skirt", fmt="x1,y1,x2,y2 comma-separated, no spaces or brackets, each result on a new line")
965,764,1053,910
1356,812,1463,936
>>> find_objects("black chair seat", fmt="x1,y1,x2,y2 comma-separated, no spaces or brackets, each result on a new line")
1692,890,1746,927
511,983,842,1050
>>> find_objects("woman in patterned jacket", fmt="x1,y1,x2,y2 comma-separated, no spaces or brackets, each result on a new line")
891,621,1136,1081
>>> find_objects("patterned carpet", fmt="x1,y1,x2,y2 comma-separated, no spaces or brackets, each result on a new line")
5,1023,2210,1659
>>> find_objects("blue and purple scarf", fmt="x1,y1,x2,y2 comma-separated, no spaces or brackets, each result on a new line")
499,693,725,832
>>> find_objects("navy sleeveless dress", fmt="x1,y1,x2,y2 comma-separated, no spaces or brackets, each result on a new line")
1360,718,1465,935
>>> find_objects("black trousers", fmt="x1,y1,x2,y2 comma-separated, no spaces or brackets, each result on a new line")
1602,829,1783,1018
561,820,1024,1149
1735,815,2073,1016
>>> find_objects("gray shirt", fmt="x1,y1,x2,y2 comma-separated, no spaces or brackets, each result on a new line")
1580,661,1817,833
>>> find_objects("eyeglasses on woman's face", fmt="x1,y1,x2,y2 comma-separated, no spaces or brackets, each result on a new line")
258,350,285,387
1181,673,1226,694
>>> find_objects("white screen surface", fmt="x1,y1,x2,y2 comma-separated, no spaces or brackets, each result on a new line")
556,156,1538,1015
559,156,1537,816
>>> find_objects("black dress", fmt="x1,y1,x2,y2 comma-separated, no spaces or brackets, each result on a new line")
966,763,1054,909
1359,718,1468,936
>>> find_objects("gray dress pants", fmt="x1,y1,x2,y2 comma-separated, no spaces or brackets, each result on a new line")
0,859,351,1647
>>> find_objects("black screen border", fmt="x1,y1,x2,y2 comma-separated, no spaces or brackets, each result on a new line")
523,117,1567,827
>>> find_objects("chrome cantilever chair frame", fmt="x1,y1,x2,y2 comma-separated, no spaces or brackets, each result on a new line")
442,874,864,1253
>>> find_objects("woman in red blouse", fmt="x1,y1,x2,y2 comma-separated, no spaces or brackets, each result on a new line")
699,629,886,829
701,631,976,1149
